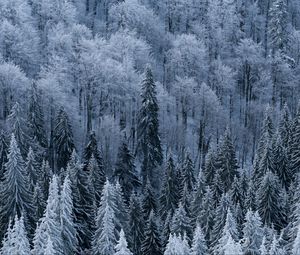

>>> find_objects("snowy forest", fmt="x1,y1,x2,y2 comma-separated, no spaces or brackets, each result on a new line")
1,0,300,254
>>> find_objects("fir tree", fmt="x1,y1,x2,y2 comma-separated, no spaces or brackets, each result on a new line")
142,178,158,220
292,226,300,255
60,174,77,255
33,183,46,223
53,107,75,171
180,152,196,192
141,210,163,255
137,67,163,185
38,159,52,200
242,210,264,255
0,130,8,180
269,235,285,255
162,212,173,249
25,147,39,189
1,215,31,255
32,175,62,255
191,224,208,255
113,140,140,202
44,236,55,255
0,134,33,238
279,103,291,149
160,156,179,220
92,205,116,255
128,192,144,255
115,229,133,255
114,181,129,233
164,234,190,255
211,169,224,206
191,171,206,226
203,148,216,185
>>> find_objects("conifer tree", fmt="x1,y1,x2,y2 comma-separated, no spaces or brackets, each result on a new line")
53,107,75,171
25,147,39,189
269,235,285,255
257,171,286,230
191,224,208,255
259,237,268,255
38,160,52,200
164,233,190,255
33,175,62,254
191,171,206,226
141,210,163,255
160,156,179,220
142,178,157,220
115,229,133,255
0,130,8,179
114,181,129,233
203,148,216,185
128,192,144,255
0,134,33,238
162,212,173,249
292,226,300,255
242,210,264,255
211,169,224,206
279,103,291,149
60,174,77,255
180,152,196,192
113,140,140,202
92,205,116,255
33,183,46,223
214,128,239,192
137,67,163,185
1,215,31,255
44,236,55,255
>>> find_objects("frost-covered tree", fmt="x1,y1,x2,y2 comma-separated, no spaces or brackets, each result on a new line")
115,229,133,255
137,67,163,185
180,152,196,192
191,224,208,255
164,233,190,255
142,178,158,219
25,147,39,189
0,130,8,179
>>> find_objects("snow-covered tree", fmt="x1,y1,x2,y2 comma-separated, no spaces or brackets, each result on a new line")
191,224,208,255
115,229,133,255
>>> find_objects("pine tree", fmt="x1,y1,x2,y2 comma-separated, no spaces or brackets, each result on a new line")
203,148,216,185
33,183,46,223
160,156,179,220
142,178,158,220
92,205,116,255
25,147,39,189
141,210,163,255
32,175,62,255
279,103,291,149
0,134,33,238
128,192,144,255
214,128,239,192
162,212,173,249
211,169,224,206
164,233,190,255
137,67,163,185
0,130,8,180
53,107,75,171
60,174,77,254
1,215,31,255
114,181,129,233
83,131,104,172
88,155,106,206
257,171,286,230
191,171,206,226
191,224,208,255
115,229,133,255
180,152,196,192
27,82,47,149
38,159,52,200
113,141,140,202
222,234,243,255
242,210,264,255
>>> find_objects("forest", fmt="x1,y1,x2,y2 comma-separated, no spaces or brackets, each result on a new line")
0,0,300,254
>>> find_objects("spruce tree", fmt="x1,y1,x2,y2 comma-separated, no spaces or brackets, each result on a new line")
214,128,239,192
142,178,158,220
279,103,291,149
113,140,140,202
0,130,8,180
180,152,196,192
38,159,52,200
128,192,144,255
32,175,62,254
1,215,31,255
203,148,216,185
242,210,264,255
53,107,75,171
115,229,133,255
25,147,39,189
211,169,224,206
137,67,163,185
33,183,46,223
269,235,285,255
191,171,206,226
292,225,300,255
114,181,129,233
164,233,190,255
0,134,33,238
160,156,179,220
191,224,208,255
60,174,77,255
141,210,163,255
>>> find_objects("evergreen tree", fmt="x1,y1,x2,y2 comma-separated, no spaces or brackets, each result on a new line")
142,178,157,220
191,224,208,255
27,82,47,149
0,130,8,180
114,181,129,233
33,183,46,223
113,141,140,202
60,174,77,255
32,175,62,255
0,134,33,238
92,205,116,255
44,236,56,255
279,103,291,149
257,171,286,230
160,156,179,220
1,215,31,255
38,159,52,200
128,192,144,255
25,147,39,189
180,152,196,192
115,229,133,255
242,210,264,255
83,131,104,172
269,235,285,255
211,169,224,206
53,107,75,171
203,148,216,185
214,128,239,192
191,171,206,226
292,226,300,255
141,210,163,255
137,67,163,185
164,234,190,255
162,212,173,249
259,237,268,255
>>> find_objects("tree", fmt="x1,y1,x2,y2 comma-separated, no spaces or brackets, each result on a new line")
142,178,158,220
269,235,285,255
60,174,77,255
164,233,190,255
1,215,31,255
114,182,129,233
115,229,133,255
92,205,116,255
113,141,140,202
180,152,196,192
53,107,75,171
160,156,179,220
128,192,144,255
242,210,264,255
137,67,163,185
32,175,62,255
141,210,162,255
33,183,46,223
0,130,8,179
25,147,39,190
191,224,208,255
292,226,300,255
0,134,33,239
203,148,216,185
